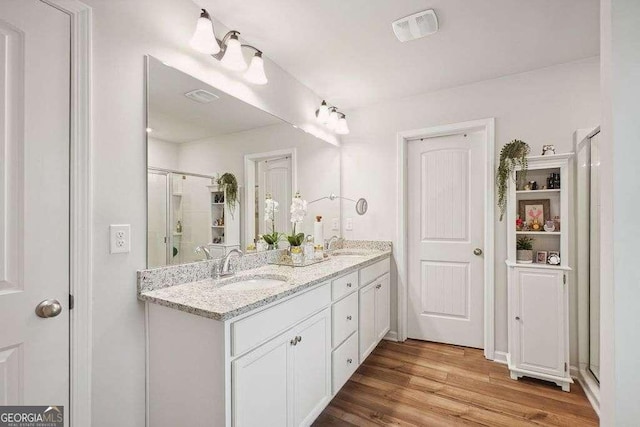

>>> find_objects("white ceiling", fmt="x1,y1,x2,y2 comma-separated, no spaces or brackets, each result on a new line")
198,0,600,109
148,56,282,143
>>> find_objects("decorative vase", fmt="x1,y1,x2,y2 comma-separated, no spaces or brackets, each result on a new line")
290,246,304,265
517,250,533,264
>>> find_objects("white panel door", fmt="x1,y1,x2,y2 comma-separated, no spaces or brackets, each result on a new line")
258,156,292,235
407,131,485,348
513,269,565,377
0,0,70,410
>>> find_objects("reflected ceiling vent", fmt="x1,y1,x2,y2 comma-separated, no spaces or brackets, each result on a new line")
184,89,219,103
392,9,438,42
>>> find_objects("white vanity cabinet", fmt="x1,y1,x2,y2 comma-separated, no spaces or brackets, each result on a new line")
232,308,331,427
508,267,570,390
145,254,391,427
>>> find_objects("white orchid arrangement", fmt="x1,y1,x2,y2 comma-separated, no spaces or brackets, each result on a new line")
288,192,308,247
263,194,284,246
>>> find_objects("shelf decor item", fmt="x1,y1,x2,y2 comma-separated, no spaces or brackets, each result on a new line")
518,199,550,231
542,144,556,155
536,251,548,264
548,251,561,265
497,139,530,220
287,192,307,249
216,172,238,217
516,236,534,263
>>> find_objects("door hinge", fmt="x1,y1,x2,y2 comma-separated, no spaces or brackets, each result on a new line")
564,362,568,372
563,274,566,284
69,294,75,310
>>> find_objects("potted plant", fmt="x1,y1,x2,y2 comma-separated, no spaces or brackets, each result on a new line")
263,194,284,249
288,192,307,264
216,172,238,218
516,236,534,263
497,140,530,220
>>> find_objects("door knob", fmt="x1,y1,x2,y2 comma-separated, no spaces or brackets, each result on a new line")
35,299,62,318
473,248,483,256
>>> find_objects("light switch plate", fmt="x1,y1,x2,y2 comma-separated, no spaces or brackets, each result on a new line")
346,218,353,231
332,218,339,231
110,224,131,254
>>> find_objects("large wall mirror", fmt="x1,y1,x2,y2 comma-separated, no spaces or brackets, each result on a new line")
146,56,341,268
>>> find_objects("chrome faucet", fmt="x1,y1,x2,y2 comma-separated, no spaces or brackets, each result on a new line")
213,248,244,279
195,245,212,260
325,235,341,251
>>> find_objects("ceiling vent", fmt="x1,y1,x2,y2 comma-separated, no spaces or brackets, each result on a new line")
184,89,219,104
392,9,438,42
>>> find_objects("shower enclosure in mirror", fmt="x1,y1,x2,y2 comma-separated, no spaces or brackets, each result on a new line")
145,56,341,268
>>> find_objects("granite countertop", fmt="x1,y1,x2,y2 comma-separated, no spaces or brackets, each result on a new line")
139,249,391,321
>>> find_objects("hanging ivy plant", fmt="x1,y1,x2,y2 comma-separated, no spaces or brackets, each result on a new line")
216,172,238,218
497,140,530,220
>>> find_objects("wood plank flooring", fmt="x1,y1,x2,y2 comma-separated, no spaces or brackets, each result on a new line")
314,340,598,426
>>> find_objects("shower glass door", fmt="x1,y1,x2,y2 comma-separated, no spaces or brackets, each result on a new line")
148,170,169,268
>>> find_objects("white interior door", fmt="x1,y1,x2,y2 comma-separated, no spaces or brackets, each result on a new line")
0,0,70,411
258,156,292,235
407,130,485,348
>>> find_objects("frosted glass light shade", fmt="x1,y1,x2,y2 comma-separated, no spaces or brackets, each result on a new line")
244,53,268,85
327,109,339,130
336,115,350,135
221,35,247,71
317,101,329,123
189,10,220,54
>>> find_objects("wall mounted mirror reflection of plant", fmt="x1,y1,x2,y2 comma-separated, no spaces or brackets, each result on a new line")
497,139,530,220
216,172,238,217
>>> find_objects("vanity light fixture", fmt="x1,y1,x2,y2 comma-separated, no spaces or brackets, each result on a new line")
317,101,330,123
189,9,268,84
335,113,350,135
327,107,339,130
189,9,221,54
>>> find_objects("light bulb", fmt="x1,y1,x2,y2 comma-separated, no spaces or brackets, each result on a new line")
189,9,220,55
221,33,247,71
327,109,339,130
336,114,350,135
244,52,268,85
317,101,329,123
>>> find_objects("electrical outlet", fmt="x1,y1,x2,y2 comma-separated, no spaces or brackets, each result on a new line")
332,218,339,231
346,218,353,231
110,224,131,254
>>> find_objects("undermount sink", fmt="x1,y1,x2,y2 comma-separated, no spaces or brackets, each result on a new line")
222,277,287,291
330,250,374,257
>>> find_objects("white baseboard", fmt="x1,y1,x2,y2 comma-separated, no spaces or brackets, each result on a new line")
571,365,600,416
383,331,398,342
493,351,508,364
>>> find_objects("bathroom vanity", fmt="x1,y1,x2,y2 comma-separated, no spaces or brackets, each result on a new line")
139,248,391,427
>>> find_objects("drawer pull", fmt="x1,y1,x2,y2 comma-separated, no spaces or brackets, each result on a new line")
346,282,352,288
515,316,520,321
297,335,302,343
347,358,353,364
290,338,297,346
346,315,352,321
376,284,382,289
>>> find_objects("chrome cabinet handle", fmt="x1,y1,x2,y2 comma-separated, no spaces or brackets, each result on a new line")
346,282,352,288
347,358,353,364
515,316,520,321
35,299,62,318
474,248,483,256
375,284,382,289
346,315,352,321
297,335,302,343
290,338,297,346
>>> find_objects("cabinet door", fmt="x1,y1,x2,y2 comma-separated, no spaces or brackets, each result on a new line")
232,332,290,427
512,269,565,377
292,309,331,427
359,281,377,361
375,273,391,341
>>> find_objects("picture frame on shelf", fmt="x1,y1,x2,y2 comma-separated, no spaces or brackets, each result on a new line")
518,199,551,231
536,251,548,264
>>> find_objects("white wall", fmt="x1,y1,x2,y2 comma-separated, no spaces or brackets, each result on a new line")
147,137,179,170
600,0,640,424
84,1,334,425
341,57,600,361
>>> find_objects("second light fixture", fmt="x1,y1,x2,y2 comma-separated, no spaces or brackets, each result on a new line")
316,101,349,135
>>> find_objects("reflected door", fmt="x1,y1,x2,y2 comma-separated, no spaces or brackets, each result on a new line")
148,171,168,268
258,157,292,236
407,131,486,348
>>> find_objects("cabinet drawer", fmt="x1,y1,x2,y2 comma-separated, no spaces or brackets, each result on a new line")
332,292,358,348
332,332,358,394
231,282,331,356
360,257,390,286
331,271,358,301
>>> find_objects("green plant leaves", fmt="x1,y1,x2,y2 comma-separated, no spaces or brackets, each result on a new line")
497,140,530,221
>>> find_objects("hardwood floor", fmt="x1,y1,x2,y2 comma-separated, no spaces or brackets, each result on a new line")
314,340,598,426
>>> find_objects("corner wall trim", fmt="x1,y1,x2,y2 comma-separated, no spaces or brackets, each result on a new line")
383,331,398,342
493,351,508,365
40,1,93,426
396,118,495,360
